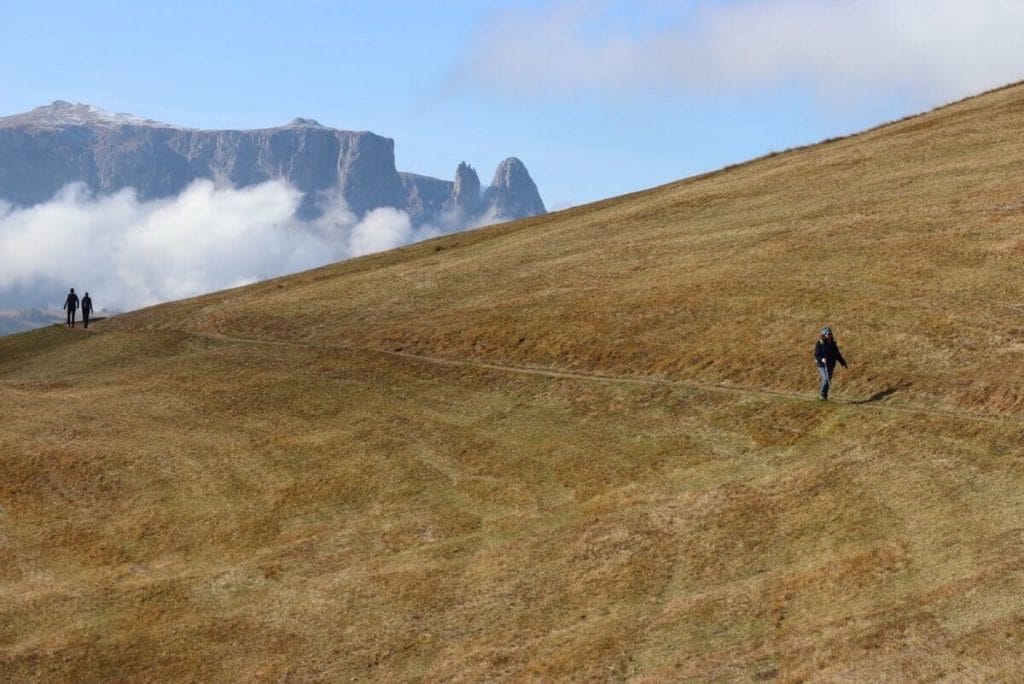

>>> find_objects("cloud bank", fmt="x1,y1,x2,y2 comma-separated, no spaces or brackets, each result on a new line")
452,0,1024,104
0,180,445,313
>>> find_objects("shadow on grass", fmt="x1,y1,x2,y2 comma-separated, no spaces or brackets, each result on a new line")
848,382,912,405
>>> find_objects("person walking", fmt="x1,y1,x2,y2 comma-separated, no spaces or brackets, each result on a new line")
81,292,94,328
63,288,80,328
815,326,847,401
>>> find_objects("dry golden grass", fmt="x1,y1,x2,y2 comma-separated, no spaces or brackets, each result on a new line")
3,83,1024,681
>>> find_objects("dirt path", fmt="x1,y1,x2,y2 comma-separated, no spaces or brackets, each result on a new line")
183,329,1014,425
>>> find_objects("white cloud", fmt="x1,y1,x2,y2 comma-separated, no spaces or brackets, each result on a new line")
348,207,417,256
0,180,446,312
452,0,1024,104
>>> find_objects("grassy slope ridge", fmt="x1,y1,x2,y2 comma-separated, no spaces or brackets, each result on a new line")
2,84,1024,680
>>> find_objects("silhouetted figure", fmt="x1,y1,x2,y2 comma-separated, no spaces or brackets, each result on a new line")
63,288,79,328
81,292,94,328
815,326,847,400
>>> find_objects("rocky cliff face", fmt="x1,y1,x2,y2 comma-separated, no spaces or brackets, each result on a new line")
484,157,546,220
0,101,545,226
447,162,483,220
399,173,452,226
400,159,545,227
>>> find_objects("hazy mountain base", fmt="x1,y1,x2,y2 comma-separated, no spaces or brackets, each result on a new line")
0,309,62,336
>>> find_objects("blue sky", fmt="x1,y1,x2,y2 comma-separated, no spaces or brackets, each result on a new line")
3,0,1024,210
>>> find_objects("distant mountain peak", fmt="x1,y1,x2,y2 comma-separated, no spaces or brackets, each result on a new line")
0,100,171,129
287,117,327,128
493,156,527,176
485,157,546,219
449,162,482,218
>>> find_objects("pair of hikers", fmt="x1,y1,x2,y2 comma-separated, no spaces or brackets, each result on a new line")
63,288,94,328
814,326,847,400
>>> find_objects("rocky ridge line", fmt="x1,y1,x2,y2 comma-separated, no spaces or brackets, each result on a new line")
0,101,546,226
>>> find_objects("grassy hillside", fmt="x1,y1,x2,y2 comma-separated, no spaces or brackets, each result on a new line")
3,83,1024,680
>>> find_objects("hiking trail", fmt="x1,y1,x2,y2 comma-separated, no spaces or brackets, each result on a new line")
185,329,1014,425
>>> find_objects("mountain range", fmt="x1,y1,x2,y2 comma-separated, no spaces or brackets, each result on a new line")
0,101,546,226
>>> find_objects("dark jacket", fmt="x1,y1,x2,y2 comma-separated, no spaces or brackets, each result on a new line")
81,295,93,315
64,293,79,311
814,338,846,370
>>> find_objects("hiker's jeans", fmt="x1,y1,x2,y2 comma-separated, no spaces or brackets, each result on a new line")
817,364,832,399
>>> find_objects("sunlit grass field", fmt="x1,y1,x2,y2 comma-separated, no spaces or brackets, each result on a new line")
3,82,1024,680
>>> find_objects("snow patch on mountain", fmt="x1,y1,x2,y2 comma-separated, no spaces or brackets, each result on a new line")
0,100,174,129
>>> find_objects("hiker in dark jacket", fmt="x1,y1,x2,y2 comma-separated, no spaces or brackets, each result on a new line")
814,326,847,400
81,292,94,328
63,288,79,328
